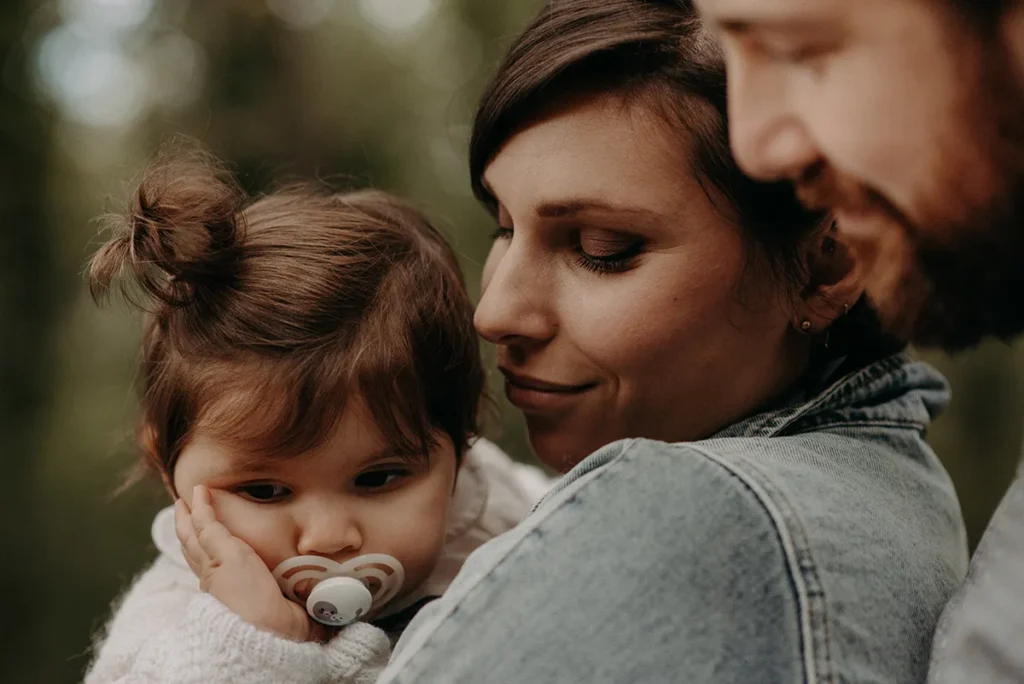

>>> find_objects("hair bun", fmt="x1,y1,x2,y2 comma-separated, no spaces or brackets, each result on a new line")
89,143,246,310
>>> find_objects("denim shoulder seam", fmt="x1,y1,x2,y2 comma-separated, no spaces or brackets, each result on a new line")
687,444,838,684
791,417,928,433
385,440,641,677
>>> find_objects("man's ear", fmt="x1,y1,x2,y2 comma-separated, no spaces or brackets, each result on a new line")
797,220,864,333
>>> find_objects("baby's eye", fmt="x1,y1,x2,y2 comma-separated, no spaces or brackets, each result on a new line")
353,469,408,491
235,482,291,503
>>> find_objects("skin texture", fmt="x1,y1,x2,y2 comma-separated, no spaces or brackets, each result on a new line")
475,95,861,472
171,396,457,641
696,0,1024,350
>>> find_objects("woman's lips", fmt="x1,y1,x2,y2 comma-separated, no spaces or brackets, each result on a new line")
499,368,597,413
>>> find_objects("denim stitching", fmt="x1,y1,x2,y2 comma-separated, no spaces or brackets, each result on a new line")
715,447,842,683
687,443,838,684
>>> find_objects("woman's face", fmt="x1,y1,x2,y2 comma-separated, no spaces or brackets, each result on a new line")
476,95,809,472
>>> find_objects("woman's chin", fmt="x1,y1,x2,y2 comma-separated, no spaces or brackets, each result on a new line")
528,429,609,474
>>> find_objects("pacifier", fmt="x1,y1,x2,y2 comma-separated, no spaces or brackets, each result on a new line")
271,554,405,627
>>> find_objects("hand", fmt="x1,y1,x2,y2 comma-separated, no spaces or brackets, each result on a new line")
175,485,328,642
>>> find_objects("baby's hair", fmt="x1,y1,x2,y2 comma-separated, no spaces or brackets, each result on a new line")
90,142,483,487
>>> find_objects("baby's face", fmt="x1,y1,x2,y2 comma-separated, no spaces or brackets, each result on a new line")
172,394,457,611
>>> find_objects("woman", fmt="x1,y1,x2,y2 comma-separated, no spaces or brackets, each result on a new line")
380,1,967,682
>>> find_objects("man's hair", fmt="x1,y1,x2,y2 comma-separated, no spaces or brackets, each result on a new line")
947,0,1016,26
90,143,483,484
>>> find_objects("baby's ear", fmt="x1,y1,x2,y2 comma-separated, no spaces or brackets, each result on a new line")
138,422,176,497
797,219,863,332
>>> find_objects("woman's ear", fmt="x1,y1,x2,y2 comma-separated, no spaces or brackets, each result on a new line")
796,220,864,333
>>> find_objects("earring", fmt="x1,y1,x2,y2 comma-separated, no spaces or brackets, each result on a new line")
800,320,812,333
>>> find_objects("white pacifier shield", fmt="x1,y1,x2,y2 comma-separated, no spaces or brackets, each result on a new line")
271,553,405,627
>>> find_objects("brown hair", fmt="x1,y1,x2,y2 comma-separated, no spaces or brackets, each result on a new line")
90,145,483,485
471,0,898,360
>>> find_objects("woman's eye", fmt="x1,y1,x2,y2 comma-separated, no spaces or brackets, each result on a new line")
354,469,408,490
490,226,513,241
576,231,644,275
235,483,291,503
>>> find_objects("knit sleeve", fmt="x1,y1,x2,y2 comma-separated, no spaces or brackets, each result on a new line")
128,593,391,684
84,556,391,684
83,556,196,684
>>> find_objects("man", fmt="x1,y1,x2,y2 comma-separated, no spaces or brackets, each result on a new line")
694,0,1024,680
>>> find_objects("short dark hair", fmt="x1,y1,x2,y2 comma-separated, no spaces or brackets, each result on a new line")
90,144,483,484
471,0,897,360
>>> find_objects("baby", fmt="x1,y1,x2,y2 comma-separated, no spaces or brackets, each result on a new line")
83,146,549,683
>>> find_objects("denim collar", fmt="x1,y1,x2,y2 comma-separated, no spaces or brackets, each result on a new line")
711,353,950,440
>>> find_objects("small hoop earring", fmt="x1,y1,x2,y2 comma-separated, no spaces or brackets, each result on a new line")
843,303,850,315
800,320,812,333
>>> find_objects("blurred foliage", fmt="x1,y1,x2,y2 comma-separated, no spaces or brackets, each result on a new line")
0,1,1020,682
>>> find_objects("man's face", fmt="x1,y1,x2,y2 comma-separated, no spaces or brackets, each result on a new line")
696,0,1024,350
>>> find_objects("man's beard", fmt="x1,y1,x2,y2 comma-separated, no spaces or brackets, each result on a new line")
794,116,1024,352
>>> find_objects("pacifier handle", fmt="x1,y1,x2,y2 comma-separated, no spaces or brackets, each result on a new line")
306,576,373,627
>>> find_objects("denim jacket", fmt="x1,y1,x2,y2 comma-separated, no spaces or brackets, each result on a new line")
382,354,968,683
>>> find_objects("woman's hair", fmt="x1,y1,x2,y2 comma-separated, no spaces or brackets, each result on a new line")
470,0,897,359
90,144,483,485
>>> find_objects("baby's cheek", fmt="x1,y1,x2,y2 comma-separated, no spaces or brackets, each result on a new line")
384,498,451,592
208,491,290,568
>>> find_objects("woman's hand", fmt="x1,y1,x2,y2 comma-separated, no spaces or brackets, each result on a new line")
175,485,328,643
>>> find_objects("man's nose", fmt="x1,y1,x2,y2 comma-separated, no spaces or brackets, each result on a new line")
727,65,820,181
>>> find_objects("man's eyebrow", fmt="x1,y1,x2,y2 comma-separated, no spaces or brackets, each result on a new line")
711,10,831,36
717,18,754,36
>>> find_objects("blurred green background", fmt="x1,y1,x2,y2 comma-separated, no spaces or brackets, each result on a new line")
1,1,1021,682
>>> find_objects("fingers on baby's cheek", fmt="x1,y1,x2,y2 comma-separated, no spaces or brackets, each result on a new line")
194,484,213,509
174,502,192,543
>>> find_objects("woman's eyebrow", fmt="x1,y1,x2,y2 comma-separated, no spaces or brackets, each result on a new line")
534,199,665,224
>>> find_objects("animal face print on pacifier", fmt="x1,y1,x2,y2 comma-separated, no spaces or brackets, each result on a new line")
271,554,405,627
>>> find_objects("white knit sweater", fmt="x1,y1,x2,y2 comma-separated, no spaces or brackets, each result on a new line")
84,439,550,684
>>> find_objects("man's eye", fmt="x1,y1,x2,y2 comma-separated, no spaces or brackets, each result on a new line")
236,483,291,502
354,469,408,490
761,41,831,66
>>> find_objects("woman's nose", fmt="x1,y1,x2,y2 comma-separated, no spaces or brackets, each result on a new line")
474,238,557,346
295,505,363,558
727,65,820,182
